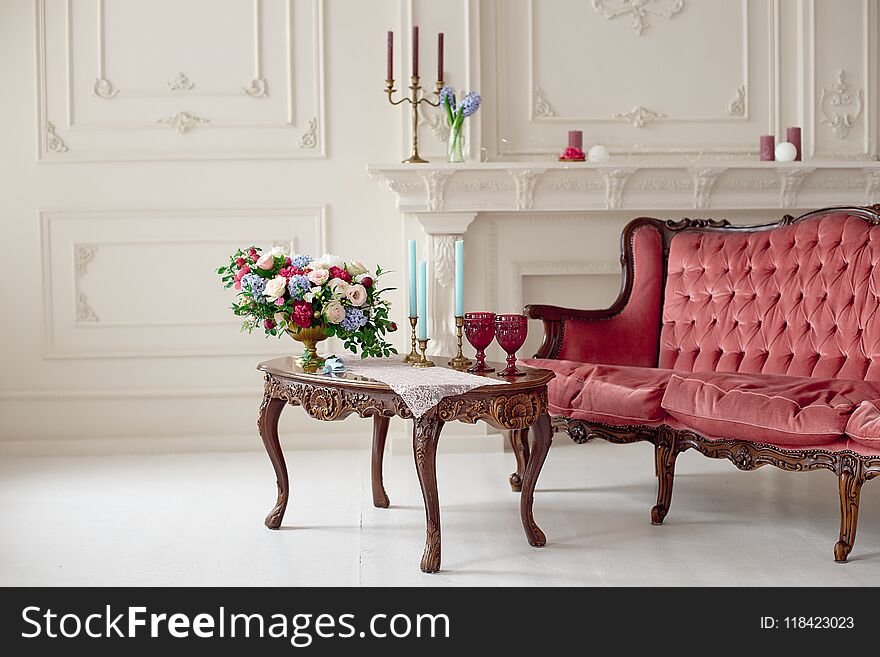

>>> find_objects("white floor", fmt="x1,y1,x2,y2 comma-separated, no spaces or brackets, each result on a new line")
2,439,879,586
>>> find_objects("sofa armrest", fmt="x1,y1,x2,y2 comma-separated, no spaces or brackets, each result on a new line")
523,221,665,366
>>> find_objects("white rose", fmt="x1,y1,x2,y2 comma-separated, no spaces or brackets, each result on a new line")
328,278,350,296
346,260,368,277
347,283,368,307
271,245,286,257
324,301,346,324
263,275,288,301
307,267,329,285
313,253,344,269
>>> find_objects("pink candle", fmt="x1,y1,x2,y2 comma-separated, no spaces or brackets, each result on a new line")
760,135,775,161
568,130,583,150
412,26,419,77
386,31,393,80
787,127,802,161
437,32,444,82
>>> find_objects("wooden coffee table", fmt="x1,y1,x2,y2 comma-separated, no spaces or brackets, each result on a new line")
256,356,554,573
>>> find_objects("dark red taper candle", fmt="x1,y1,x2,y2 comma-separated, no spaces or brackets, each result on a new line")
412,26,419,77
386,31,393,80
437,32,444,81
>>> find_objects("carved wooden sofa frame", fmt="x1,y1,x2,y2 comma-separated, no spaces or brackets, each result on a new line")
524,206,880,563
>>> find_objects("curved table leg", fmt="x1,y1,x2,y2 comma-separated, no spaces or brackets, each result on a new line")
413,414,445,573
507,428,530,492
371,415,391,508
520,412,552,547
258,395,288,529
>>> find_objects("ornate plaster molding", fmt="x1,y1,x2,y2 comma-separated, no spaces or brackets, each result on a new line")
777,168,815,208
419,170,454,211
74,244,98,323
688,168,725,209
93,78,119,98
614,105,665,127
533,87,555,118
865,169,880,205
725,85,745,117
599,168,633,209
509,169,546,210
166,73,195,91
241,78,268,98
298,117,318,148
421,106,451,142
592,0,685,35
156,112,209,134
820,70,864,140
45,122,68,152
432,234,463,288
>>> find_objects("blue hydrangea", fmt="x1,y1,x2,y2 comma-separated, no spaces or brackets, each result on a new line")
292,254,312,269
458,91,481,118
340,307,367,331
241,273,266,300
287,275,311,300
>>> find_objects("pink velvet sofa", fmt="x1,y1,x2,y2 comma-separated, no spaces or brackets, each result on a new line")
523,205,880,562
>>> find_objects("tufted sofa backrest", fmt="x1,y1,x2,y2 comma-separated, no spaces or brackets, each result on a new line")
658,210,880,380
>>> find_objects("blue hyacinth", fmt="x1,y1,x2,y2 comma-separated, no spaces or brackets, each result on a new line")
439,86,455,111
291,254,312,269
340,307,367,331
287,274,311,300
458,91,481,118
241,273,266,300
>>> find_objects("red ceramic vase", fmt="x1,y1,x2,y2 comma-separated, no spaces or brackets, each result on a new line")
464,312,496,373
494,314,528,377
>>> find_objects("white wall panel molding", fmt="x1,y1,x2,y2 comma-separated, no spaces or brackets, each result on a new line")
40,206,326,359
591,0,685,36
35,0,326,160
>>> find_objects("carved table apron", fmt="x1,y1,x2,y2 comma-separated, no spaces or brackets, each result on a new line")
256,356,554,573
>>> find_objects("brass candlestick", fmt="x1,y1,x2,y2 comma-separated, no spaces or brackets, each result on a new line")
385,75,443,164
449,316,472,369
404,316,419,363
412,338,435,368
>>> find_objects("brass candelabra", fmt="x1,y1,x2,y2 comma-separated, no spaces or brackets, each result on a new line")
404,316,419,363
412,338,435,368
448,316,472,369
385,75,443,164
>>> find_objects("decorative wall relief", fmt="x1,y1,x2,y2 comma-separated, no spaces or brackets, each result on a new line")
432,235,462,287
777,168,815,208
166,73,195,91
93,78,119,98
591,0,685,36
297,117,318,148
509,169,546,210
74,244,98,323
614,105,665,127
689,168,725,209
156,112,210,134
241,78,268,98
45,122,68,152
420,170,453,211
533,87,556,118
725,85,746,117
599,168,632,209
819,70,864,140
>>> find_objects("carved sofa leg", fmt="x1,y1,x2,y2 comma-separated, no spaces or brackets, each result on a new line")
651,427,678,526
835,456,866,563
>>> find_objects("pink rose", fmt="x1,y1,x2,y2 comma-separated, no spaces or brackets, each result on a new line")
346,284,367,307
328,278,350,296
263,275,288,301
256,253,275,271
324,301,346,324
307,267,329,285
274,297,285,306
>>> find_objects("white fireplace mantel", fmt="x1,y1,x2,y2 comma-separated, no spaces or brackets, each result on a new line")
368,160,880,214
368,160,880,354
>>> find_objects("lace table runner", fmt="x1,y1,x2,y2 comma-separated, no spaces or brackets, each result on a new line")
342,357,508,418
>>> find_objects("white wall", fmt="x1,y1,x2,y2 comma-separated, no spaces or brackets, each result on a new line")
1,0,877,454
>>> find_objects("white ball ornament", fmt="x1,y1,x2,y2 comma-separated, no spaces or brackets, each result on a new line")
775,141,797,162
588,144,610,163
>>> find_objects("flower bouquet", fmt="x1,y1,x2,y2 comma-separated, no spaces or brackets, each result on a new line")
439,86,481,163
217,247,397,365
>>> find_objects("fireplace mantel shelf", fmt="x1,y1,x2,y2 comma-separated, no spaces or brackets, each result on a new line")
368,160,880,214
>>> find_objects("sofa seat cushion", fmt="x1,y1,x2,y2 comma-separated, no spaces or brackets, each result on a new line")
521,358,674,425
661,371,880,446
844,402,880,449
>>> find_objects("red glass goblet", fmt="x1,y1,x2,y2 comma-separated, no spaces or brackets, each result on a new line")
464,312,496,373
494,314,528,377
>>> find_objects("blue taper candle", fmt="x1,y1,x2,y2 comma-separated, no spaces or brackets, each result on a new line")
417,260,428,340
408,239,417,316
454,239,464,317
